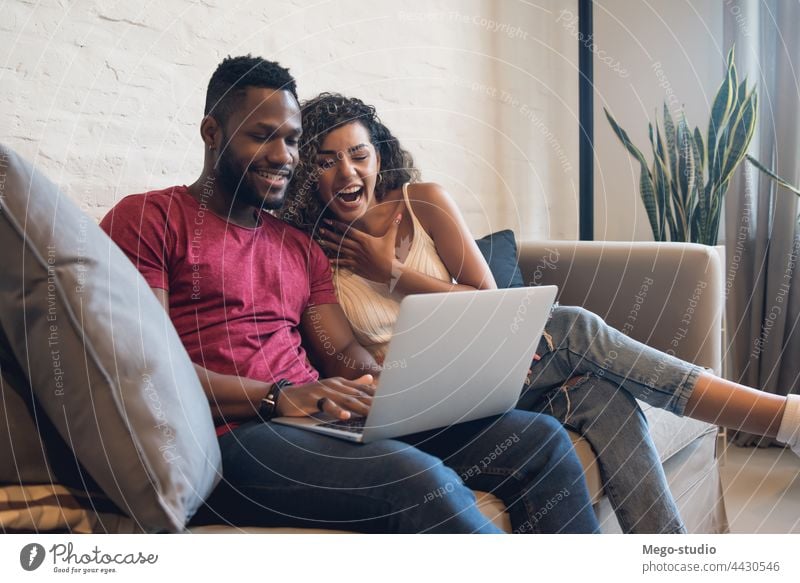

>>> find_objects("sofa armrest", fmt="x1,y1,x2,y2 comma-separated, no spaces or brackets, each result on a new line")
517,241,723,374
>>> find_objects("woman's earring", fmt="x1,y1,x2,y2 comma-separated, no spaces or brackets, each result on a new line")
377,174,383,185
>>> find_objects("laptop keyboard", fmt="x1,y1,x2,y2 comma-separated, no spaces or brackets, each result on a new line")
320,417,366,433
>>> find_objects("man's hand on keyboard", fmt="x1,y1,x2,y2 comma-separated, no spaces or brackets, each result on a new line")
276,374,375,420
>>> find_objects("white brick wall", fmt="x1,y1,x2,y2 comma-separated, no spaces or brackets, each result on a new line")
1,0,580,239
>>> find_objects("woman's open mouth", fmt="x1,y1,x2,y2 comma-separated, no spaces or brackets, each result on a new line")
335,185,364,207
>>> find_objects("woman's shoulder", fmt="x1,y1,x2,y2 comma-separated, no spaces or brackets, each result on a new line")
404,182,460,234
405,181,449,202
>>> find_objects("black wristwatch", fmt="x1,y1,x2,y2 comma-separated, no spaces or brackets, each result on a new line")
258,379,293,421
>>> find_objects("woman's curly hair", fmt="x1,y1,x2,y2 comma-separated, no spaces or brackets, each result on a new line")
279,93,420,232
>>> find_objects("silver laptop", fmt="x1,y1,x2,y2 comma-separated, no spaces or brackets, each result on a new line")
273,286,557,443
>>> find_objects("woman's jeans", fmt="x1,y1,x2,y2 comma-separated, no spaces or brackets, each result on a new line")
190,409,600,533
516,305,703,534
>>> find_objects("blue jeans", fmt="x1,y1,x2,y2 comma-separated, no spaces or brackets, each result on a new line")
190,410,600,533
516,305,702,534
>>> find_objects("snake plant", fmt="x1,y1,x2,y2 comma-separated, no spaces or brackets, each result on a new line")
605,47,757,245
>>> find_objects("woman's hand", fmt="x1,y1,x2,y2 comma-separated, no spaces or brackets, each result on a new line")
318,216,403,284
275,375,376,420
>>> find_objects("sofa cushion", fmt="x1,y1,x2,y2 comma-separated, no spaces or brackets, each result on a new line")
639,402,717,463
0,484,143,534
0,144,221,532
0,328,56,483
475,230,524,288
0,370,55,484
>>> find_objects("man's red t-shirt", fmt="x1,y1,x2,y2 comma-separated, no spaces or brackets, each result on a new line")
99,185,338,434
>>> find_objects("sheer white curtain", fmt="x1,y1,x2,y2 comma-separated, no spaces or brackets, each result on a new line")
724,0,800,446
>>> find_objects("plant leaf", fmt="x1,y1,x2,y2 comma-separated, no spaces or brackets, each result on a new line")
720,89,758,180
736,79,747,112
694,127,706,170
650,124,674,240
656,160,675,240
747,155,800,196
707,180,730,245
688,126,704,240
605,108,650,167
664,103,678,190
694,181,712,244
675,115,694,236
639,159,663,240
707,54,736,182
709,125,730,202
654,119,668,166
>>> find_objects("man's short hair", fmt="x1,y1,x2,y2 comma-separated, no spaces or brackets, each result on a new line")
204,55,298,126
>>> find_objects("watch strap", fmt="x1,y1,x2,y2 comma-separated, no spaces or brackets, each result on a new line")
259,379,293,421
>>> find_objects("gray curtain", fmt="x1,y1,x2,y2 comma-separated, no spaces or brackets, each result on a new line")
724,0,800,446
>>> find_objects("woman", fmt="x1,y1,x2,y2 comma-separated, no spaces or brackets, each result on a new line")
280,93,800,534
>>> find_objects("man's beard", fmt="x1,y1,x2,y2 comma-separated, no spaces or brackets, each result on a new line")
215,145,287,211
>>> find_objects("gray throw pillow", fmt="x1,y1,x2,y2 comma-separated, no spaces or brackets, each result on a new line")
0,144,221,532
1,334,106,492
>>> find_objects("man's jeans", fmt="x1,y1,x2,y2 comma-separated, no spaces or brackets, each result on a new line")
516,305,703,534
191,409,600,533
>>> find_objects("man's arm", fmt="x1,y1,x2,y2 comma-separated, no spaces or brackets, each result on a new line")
152,288,374,421
300,303,382,380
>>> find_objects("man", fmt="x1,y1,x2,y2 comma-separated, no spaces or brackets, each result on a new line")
100,55,599,533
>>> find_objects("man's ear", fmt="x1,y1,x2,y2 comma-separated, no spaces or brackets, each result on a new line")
200,115,223,151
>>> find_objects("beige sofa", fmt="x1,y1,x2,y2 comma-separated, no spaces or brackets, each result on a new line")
193,240,730,534
1,238,729,534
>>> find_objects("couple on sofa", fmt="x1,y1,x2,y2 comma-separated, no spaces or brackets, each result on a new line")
100,55,800,534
